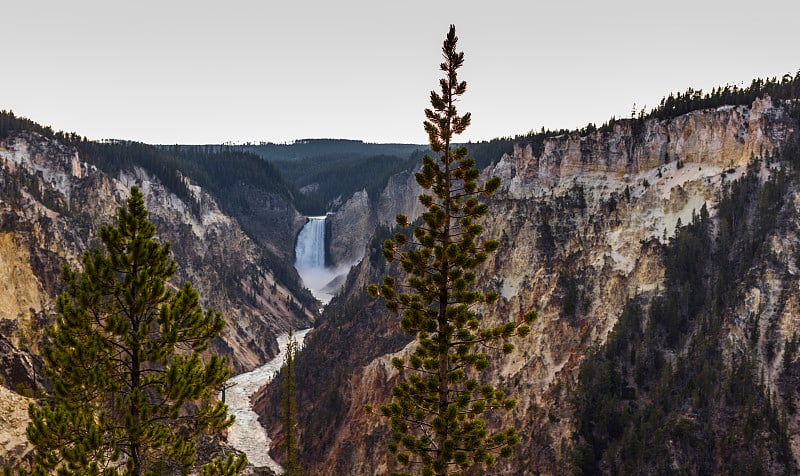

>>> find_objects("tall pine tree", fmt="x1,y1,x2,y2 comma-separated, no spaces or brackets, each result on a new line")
279,330,301,476
368,25,535,476
22,186,246,475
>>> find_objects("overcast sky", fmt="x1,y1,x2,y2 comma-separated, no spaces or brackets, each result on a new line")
2,1,797,145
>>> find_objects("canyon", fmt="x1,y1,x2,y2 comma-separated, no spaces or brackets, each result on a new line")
0,130,316,468
2,94,800,473
225,328,311,473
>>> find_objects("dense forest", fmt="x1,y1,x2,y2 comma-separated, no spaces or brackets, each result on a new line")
239,139,422,163
240,140,424,215
0,113,293,212
273,152,417,215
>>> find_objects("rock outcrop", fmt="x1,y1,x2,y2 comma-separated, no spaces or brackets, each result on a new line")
0,132,317,376
0,385,33,468
496,98,790,199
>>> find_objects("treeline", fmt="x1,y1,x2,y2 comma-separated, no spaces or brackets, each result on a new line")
0,109,424,220
79,143,290,205
240,139,422,163
0,110,84,143
571,143,799,474
170,145,291,199
463,71,800,171
463,138,517,170
648,71,800,121
0,111,293,215
4,67,800,216
590,70,800,134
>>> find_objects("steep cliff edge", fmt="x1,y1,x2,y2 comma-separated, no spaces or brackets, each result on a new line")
256,97,800,474
0,130,319,381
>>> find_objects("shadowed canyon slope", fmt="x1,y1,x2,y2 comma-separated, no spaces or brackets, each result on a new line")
0,131,324,465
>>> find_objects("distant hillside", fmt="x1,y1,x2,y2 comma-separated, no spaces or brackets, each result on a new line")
277,152,417,215
0,111,317,313
239,139,423,162
237,140,424,215
239,139,519,215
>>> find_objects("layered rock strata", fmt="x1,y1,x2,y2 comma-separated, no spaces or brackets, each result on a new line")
258,98,799,474
0,131,315,378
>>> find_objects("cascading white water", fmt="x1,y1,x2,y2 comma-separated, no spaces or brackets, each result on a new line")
295,214,361,304
295,216,327,269
295,216,338,304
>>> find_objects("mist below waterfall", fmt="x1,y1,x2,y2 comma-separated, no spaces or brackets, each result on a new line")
295,215,347,304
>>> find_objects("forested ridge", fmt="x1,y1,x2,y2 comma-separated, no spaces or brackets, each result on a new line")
465,70,800,170
240,139,422,163
0,114,423,216
0,114,293,212
275,152,418,215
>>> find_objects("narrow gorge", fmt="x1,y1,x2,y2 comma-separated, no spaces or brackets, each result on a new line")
225,328,311,473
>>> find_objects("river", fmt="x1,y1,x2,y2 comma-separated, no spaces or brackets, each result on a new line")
224,328,311,472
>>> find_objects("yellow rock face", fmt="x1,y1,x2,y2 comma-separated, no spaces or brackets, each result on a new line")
0,384,32,467
0,233,46,351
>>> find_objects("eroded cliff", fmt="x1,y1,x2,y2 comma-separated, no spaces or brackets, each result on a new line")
0,131,318,372
257,97,800,474
327,168,424,267
0,130,319,465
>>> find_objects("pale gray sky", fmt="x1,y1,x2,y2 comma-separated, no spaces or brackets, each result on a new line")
2,1,797,144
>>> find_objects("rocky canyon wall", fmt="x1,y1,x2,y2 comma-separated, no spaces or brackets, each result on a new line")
327,168,425,267
257,97,800,474
0,132,317,376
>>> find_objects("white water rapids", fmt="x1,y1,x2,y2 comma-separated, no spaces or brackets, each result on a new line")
224,328,311,472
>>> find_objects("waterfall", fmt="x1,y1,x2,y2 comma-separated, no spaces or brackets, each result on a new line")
295,216,337,304
295,216,327,269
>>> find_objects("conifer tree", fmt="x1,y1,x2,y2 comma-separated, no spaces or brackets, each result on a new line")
279,330,301,476
368,25,536,476
21,186,246,476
